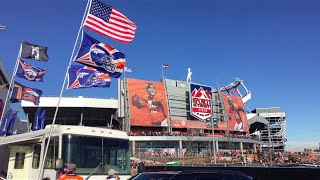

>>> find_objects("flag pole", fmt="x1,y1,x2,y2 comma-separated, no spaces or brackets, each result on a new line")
0,44,22,128
123,67,126,80
161,65,164,80
38,0,92,179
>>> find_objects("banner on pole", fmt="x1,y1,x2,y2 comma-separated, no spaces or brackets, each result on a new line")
16,59,46,81
67,65,111,90
74,32,126,78
21,41,49,62
6,111,18,136
0,109,12,136
10,82,42,105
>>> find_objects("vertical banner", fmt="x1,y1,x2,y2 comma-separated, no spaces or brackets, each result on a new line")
0,99,3,119
190,84,212,120
127,78,169,127
6,111,18,136
40,110,46,129
32,107,41,131
220,94,248,132
0,109,12,136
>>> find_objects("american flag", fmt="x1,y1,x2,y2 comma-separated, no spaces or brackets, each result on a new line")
83,0,137,43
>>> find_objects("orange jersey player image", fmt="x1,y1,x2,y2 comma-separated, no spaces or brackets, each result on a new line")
128,79,169,127
222,94,249,132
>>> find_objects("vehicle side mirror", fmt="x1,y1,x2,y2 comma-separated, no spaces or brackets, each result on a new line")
55,158,64,170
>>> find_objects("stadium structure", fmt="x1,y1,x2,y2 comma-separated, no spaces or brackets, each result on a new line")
0,58,287,164
251,108,287,152
19,77,285,160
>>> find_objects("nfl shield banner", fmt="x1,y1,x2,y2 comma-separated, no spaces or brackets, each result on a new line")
190,84,212,120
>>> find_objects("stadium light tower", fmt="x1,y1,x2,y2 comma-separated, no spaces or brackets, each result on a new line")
0,25,5,31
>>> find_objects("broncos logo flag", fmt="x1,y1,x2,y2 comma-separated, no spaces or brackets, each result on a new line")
16,59,46,81
67,65,111,90
74,32,125,78
10,82,42,105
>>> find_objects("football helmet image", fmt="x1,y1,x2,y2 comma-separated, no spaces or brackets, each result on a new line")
90,44,116,72
83,73,106,86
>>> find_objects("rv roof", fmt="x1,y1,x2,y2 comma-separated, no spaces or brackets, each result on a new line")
0,125,128,146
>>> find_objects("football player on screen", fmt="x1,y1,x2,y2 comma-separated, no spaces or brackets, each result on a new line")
131,83,168,126
227,96,245,131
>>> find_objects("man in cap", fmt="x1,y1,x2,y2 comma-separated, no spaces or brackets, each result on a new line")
58,163,83,180
106,169,120,180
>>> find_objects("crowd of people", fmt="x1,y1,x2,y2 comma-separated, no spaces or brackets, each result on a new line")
129,130,256,140
131,146,320,166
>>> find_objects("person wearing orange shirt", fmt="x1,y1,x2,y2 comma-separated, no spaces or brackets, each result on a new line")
57,163,83,180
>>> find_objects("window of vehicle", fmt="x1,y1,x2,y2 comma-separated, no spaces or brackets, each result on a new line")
32,144,41,169
14,152,25,169
44,136,59,168
62,134,130,175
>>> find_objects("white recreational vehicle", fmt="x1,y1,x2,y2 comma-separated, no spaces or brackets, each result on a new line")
0,125,132,180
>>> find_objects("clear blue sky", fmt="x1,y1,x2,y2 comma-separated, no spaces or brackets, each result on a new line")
1,0,320,149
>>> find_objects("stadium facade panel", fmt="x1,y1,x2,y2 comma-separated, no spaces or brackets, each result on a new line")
118,78,267,157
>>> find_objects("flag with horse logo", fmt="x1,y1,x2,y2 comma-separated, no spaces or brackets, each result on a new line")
10,82,42,105
74,32,125,78
67,65,111,90
16,59,46,81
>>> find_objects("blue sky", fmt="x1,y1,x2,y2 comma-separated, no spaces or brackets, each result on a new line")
1,0,320,149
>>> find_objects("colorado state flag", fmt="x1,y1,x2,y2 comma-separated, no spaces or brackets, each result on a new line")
74,32,125,78
67,65,111,90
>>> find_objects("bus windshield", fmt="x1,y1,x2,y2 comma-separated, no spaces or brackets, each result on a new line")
62,134,130,175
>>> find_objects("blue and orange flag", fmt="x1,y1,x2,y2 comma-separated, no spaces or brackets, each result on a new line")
74,32,126,78
16,59,46,81
10,82,42,105
67,65,111,90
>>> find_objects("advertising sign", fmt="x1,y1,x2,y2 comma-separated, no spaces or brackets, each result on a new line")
171,119,207,129
190,84,212,120
127,78,169,127
218,94,249,132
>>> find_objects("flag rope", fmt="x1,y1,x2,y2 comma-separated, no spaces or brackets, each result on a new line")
38,0,92,179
